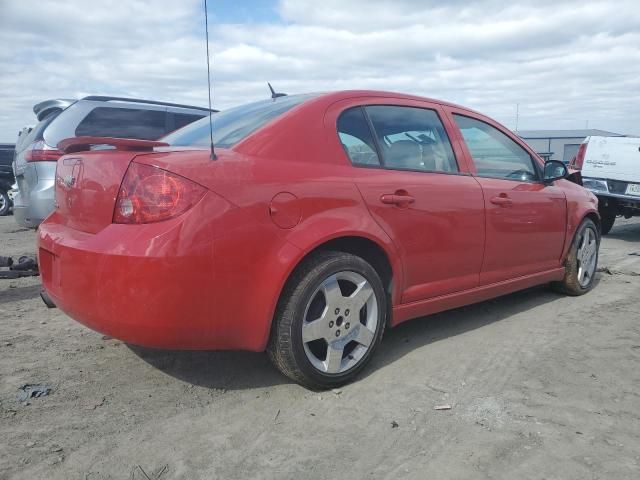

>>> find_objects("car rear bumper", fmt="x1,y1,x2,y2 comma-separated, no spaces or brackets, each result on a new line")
36,192,267,350
13,176,55,229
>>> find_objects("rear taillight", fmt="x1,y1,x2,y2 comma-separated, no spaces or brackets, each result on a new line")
25,140,63,162
570,143,587,170
113,162,206,224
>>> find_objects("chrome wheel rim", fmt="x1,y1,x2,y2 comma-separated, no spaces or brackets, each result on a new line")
302,271,379,374
0,194,6,213
577,227,598,287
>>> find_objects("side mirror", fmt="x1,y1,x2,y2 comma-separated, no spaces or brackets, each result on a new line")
543,160,568,183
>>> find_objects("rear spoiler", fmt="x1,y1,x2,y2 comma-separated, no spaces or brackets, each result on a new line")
58,136,169,154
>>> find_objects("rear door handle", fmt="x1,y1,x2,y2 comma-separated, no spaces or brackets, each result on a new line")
380,192,415,207
490,194,513,207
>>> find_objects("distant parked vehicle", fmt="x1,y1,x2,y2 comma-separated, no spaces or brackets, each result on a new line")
0,143,16,216
12,96,213,228
571,136,640,234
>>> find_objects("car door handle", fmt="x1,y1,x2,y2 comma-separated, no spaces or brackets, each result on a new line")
380,193,415,207
490,194,513,207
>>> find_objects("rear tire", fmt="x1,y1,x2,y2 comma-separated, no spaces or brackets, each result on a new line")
551,218,599,296
267,251,386,390
0,190,10,216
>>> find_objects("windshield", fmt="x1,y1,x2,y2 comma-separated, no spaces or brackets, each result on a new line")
164,94,319,148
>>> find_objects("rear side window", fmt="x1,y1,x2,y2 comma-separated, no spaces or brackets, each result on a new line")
164,94,318,148
337,107,380,166
365,106,458,172
75,107,167,140
453,114,538,181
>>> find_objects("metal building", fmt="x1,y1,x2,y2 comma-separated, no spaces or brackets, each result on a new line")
517,129,625,163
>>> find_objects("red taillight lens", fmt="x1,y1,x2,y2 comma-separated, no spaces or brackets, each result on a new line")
25,140,63,162
570,143,587,170
113,162,206,224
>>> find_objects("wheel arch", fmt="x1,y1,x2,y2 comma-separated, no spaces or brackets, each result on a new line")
561,207,600,262
584,210,601,234
263,232,402,350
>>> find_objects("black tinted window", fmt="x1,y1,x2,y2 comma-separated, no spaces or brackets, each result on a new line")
453,114,537,181
75,107,167,140
337,107,380,166
365,106,458,172
165,94,318,148
173,113,205,131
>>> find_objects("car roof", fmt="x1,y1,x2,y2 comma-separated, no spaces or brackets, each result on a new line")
304,90,479,114
33,96,214,122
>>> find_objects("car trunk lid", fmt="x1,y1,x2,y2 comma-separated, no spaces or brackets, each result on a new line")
54,137,168,234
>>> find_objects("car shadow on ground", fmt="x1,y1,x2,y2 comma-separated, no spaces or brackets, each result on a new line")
128,345,285,390
0,283,42,305
129,283,572,391
362,284,570,380
606,221,640,244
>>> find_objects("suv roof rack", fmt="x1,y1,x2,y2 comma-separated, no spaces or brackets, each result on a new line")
82,96,216,112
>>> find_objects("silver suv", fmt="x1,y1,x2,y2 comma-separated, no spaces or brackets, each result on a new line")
12,96,212,228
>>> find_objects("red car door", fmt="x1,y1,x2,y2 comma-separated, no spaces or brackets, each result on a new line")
335,102,485,303
447,111,567,285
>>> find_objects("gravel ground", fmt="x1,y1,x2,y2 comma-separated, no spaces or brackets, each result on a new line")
1,215,639,479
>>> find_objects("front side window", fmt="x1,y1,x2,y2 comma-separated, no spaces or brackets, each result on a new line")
365,106,458,173
453,114,538,181
337,107,380,166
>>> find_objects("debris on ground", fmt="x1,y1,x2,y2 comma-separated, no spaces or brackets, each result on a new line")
17,384,52,402
331,388,342,395
434,404,452,411
391,420,399,428
11,256,38,272
81,397,105,410
0,255,39,279
596,266,640,277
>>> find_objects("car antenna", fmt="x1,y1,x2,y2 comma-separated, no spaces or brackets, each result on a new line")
268,82,287,99
204,0,216,160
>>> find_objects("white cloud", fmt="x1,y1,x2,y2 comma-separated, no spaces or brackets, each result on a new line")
0,0,639,142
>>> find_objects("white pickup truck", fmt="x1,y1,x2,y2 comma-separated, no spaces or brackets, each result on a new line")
570,136,640,234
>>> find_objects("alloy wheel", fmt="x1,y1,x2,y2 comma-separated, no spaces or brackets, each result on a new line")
301,271,379,374
576,226,598,287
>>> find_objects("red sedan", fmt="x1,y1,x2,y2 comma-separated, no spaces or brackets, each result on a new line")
38,91,600,389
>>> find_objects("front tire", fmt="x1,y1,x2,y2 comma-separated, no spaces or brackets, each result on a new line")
552,218,600,296
268,251,386,390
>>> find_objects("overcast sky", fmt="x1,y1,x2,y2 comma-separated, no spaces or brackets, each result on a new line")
1,0,639,142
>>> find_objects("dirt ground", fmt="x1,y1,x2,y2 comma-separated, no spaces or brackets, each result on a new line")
0,215,639,480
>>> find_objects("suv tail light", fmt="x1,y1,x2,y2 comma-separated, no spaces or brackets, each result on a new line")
113,162,206,224
570,143,587,170
25,140,63,162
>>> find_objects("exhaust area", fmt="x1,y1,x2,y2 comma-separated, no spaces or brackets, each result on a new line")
40,290,56,309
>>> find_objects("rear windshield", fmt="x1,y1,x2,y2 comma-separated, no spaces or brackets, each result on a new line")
75,107,167,140
164,94,318,148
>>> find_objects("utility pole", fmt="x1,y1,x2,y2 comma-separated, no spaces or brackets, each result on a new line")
515,103,520,132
